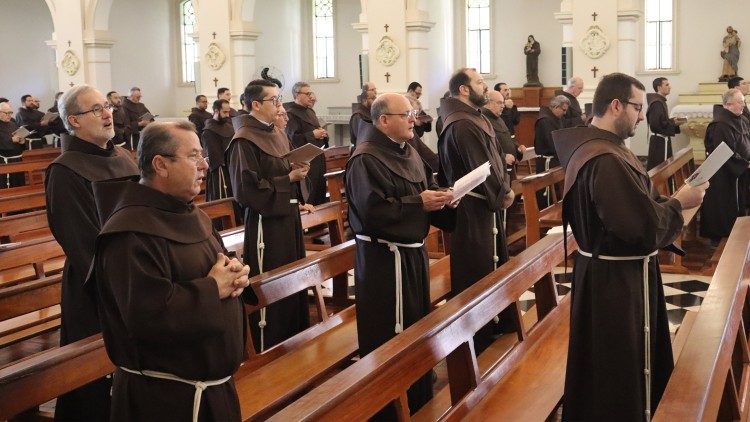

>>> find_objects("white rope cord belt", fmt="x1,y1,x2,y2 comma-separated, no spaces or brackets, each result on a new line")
355,234,424,334
218,168,228,199
256,198,300,352
118,367,231,422
465,191,502,324
578,249,658,421
114,142,126,148
538,155,554,199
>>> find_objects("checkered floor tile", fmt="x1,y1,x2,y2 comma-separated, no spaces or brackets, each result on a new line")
516,269,711,335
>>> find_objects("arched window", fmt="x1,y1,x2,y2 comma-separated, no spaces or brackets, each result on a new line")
644,0,673,70
179,0,197,83
466,0,491,74
312,0,335,79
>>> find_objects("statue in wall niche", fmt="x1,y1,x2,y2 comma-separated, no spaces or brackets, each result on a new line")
720,26,741,82
524,35,542,87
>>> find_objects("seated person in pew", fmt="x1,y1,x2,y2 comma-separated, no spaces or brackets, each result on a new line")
201,99,235,201
45,84,139,421
89,120,250,422
347,93,456,418
700,88,750,247
0,101,26,188
228,79,311,353
437,68,515,352
553,72,707,420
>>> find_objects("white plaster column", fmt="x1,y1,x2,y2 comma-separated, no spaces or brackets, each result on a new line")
230,25,261,106
405,1,435,106
617,9,642,77
45,0,87,90
193,0,234,102
83,30,115,91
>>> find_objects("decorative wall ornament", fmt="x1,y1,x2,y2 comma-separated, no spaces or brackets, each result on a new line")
205,42,226,70
580,25,610,59
61,50,80,76
375,36,400,67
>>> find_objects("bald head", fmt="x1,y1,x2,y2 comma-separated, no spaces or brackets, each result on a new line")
0,102,12,123
371,93,415,142
566,77,584,97
484,90,505,116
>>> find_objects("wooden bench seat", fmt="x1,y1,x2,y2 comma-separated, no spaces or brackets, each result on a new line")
0,236,64,287
236,239,451,421
654,217,750,420
517,167,564,248
0,210,48,243
196,198,238,231
0,191,46,216
271,233,577,421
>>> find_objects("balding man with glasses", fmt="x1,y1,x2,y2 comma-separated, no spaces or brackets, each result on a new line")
0,102,26,187
284,81,329,204
228,79,312,353
44,84,139,422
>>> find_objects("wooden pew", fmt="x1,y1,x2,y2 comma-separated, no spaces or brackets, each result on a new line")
22,148,60,162
0,160,50,187
271,232,577,421
517,166,564,247
235,240,452,421
647,147,696,274
0,275,62,349
197,198,238,231
0,236,64,287
0,238,451,421
324,146,350,172
0,191,46,216
0,210,49,243
324,169,345,205
654,217,750,421
300,201,346,250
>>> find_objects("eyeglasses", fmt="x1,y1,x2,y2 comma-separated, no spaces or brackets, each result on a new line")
74,103,114,117
0,111,13,116
384,110,419,119
623,101,644,113
258,95,283,106
162,152,207,165
298,91,315,97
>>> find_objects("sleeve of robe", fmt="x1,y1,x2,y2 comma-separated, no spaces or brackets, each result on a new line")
425,170,457,232
189,114,204,135
446,120,510,212
98,232,228,344
45,165,99,278
534,118,557,156
285,115,317,148
648,102,680,136
349,114,362,146
587,154,684,253
714,123,750,176
346,154,431,243
228,140,293,217
16,111,44,134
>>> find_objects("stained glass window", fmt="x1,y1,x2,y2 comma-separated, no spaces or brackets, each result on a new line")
180,0,197,83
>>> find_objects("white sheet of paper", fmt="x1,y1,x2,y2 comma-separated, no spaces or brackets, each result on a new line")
42,111,59,123
521,146,537,162
451,161,491,201
11,126,35,138
284,143,325,163
686,141,734,187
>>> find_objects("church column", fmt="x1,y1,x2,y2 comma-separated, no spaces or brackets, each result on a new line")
617,9,642,76
45,0,87,90
193,0,237,108
229,25,261,105
405,0,435,105
83,30,115,91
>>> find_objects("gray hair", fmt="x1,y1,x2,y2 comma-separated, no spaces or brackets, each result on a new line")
370,96,390,126
723,88,743,105
550,95,571,109
291,81,310,99
566,76,582,89
138,120,196,179
58,84,97,135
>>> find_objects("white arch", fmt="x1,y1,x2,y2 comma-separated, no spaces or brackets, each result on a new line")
85,0,114,31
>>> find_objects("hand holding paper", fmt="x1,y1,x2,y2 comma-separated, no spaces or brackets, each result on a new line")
284,143,325,163
685,141,733,187
451,161,491,201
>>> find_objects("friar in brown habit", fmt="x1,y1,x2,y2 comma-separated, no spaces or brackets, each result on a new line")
555,73,707,421
45,85,140,421
227,79,313,352
89,120,250,422
284,81,328,204
437,68,515,353
347,93,456,418
349,82,376,151
189,94,213,138
122,87,153,150
646,77,682,170
201,99,235,201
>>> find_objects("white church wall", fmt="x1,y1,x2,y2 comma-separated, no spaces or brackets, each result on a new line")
253,0,303,101
0,0,58,111
109,0,195,117
628,1,749,156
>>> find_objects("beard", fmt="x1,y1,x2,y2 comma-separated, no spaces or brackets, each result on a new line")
614,113,636,139
468,87,488,107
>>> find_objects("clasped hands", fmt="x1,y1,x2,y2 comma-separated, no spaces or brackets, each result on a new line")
209,253,251,299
